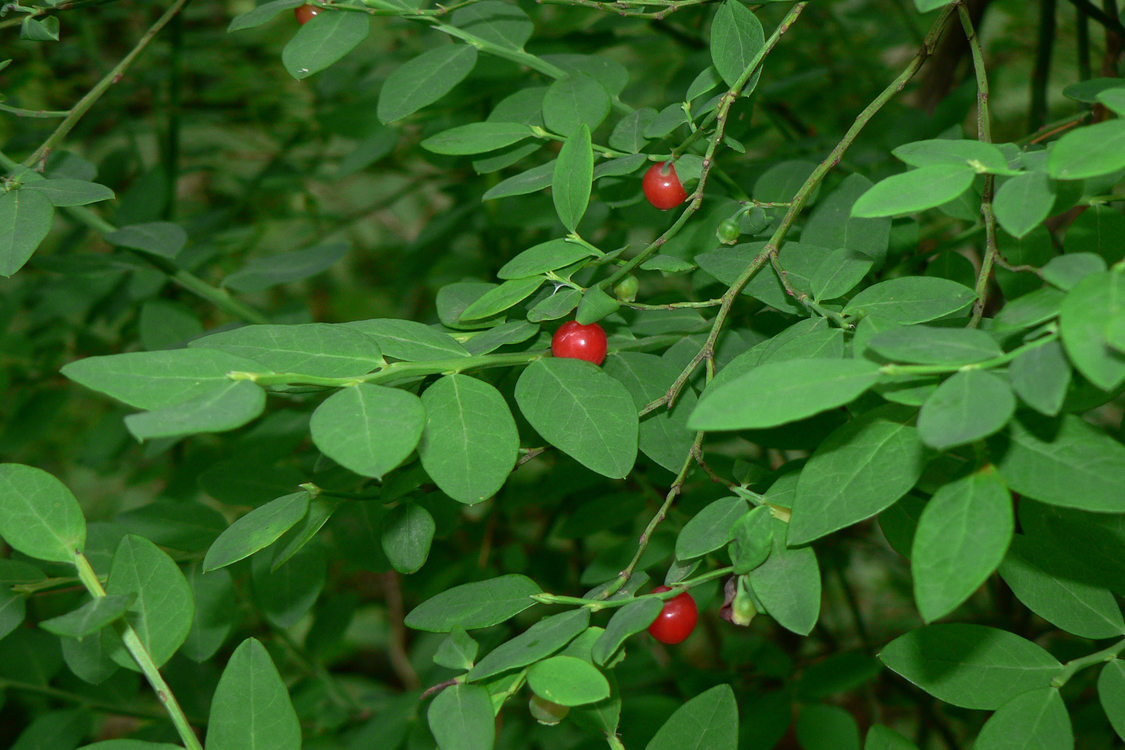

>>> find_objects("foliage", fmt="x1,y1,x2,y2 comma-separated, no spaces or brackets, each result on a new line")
1,0,1125,748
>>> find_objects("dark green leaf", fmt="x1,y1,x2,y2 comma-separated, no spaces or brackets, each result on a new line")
851,165,976,218
1048,120,1125,179
1008,340,1071,415
459,277,544,321
1098,661,1125,741
39,594,133,639
747,518,821,635
0,464,86,564
105,222,186,259
346,318,470,361
205,638,301,750
498,238,599,280
381,503,435,574
223,242,348,292
405,574,541,632
1059,270,1125,391
796,704,860,750
107,535,193,668
0,189,54,276
227,0,304,31
124,379,266,441
203,491,310,572
542,75,610,137
190,323,383,378
993,172,1054,238
675,497,747,561
974,687,1072,750
917,370,1015,450
468,609,590,681
282,11,370,80
552,124,593,233
527,655,610,706
591,598,661,666
378,44,478,122
709,0,765,90
644,684,737,750
422,122,534,155
843,277,976,324
23,178,114,207
427,683,494,750
451,1,532,49
867,326,1001,365
310,384,426,479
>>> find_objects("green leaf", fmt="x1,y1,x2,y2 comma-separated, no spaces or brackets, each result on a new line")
498,238,599,280
1098,661,1125,741
190,323,383,378
747,518,821,635
1008,340,1071,416
892,139,1010,171
995,414,1125,512
252,541,325,627
434,628,479,671
867,326,1001,365
310,384,426,479
974,687,1072,750
482,160,554,201
124,379,266,441
728,505,773,573
0,586,27,641
911,471,1012,622
39,594,133,639
843,277,976,324
405,574,541,632
914,0,953,10
346,319,470,361
463,320,539,355
206,638,301,750
107,535,194,668
999,535,1125,639
421,122,534,155
1048,120,1125,179
223,241,348,292
417,375,519,504
542,75,610,138
609,108,654,153
865,725,919,750
796,704,860,750
689,358,881,431
427,683,495,750
1059,270,1125,391
0,189,54,276
995,287,1064,331
644,684,738,750
811,247,874,302
20,15,60,41
227,0,304,31
182,564,235,662
104,221,186,258
803,174,892,267
789,406,925,545
12,711,90,750
381,503,435,574
993,171,1054,238
575,285,619,325
451,1,531,48
1042,252,1106,290
709,0,765,90
23,178,114,207
62,349,265,410
675,497,746,561
878,624,1061,710
378,44,478,122
0,464,86,564
468,609,590,681
459,277,544,321
917,370,1015,450
851,165,976,218
553,124,593,232
603,351,697,473
203,491,310,572
515,358,638,479
282,11,370,80
591,598,662,666
527,655,610,706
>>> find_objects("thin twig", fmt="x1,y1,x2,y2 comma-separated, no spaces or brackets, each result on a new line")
381,571,421,690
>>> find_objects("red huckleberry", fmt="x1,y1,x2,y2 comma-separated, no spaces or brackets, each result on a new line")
642,162,687,210
551,321,608,365
295,4,321,24
648,586,698,644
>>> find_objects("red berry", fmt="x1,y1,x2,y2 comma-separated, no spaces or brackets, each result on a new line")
295,4,321,24
551,321,608,366
648,586,698,644
642,162,687,210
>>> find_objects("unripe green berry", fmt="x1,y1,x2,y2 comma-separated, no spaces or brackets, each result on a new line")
529,695,570,725
613,275,639,302
716,219,741,245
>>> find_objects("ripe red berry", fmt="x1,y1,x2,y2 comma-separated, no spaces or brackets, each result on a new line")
642,162,687,210
294,4,321,24
551,321,608,366
648,586,698,644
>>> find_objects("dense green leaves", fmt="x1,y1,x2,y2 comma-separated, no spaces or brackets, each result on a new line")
417,375,519,504
406,575,541,632
515,358,638,478
206,638,301,750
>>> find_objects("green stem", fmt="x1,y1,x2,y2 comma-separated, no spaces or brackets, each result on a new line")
74,552,204,750
533,566,735,610
1052,637,1125,688
26,0,194,168
660,2,959,409
0,102,71,118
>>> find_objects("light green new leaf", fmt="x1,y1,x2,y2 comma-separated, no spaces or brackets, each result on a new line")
878,624,1061,710
203,491,310,572
789,406,925,545
378,45,478,122
844,276,976,324
528,655,610,706
0,464,86,564
124,380,266,441
468,609,590,681
428,683,494,750
107,535,194,669
689,358,881,431
310,384,426,480
417,375,519,504
282,11,370,80
0,189,54,277
675,497,747,561
190,323,383,378
645,684,738,750
62,349,265,410
553,124,593,232
405,574,541,632
917,370,1015,450
747,518,821,635
993,171,1055,238
206,638,301,750
39,594,133,639
974,688,1072,750
851,165,975,217
1059,270,1125,391
995,414,1125,512
421,122,534,155
381,503,435,574
912,471,1012,622
1098,661,1125,741
1048,119,1125,180
710,0,765,90
515,358,638,478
